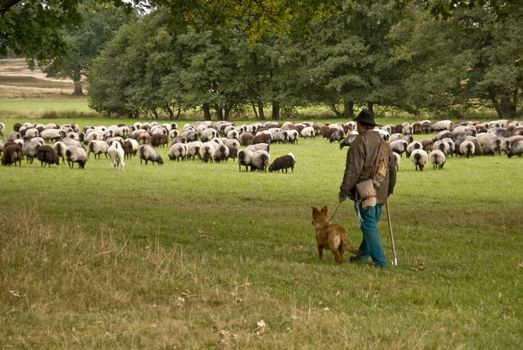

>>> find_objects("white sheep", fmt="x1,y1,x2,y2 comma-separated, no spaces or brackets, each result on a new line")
300,126,315,138
286,129,299,144
432,120,452,131
138,144,163,165
389,140,409,157
430,150,446,170
409,149,428,171
168,143,187,161
185,141,202,160
88,140,109,159
406,141,423,157
246,143,269,153
22,140,40,164
108,141,125,170
213,144,230,162
251,150,270,171
65,145,87,169
507,140,523,158
392,152,401,171
459,140,475,158
0,122,5,137
199,142,216,162
238,149,254,172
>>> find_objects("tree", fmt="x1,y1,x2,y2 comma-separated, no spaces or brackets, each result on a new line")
41,5,134,96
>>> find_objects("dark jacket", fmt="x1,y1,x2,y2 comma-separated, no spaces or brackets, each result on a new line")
340,130,396,205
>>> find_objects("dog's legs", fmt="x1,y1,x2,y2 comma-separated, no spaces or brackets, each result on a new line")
317,245,323,260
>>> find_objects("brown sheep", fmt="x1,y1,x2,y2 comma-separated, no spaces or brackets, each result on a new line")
1,144,23,166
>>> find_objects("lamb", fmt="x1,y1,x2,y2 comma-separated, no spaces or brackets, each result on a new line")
88,140,109,159
459,140,475,158
268,153,295,173
36,145,60,167
238,149,254,172
430,150,446,170
409,149,428,171
251,150,270,172
138,144,164,165
1,144,23,166
65,146,87,169
108,141,125,170
169,143,187,161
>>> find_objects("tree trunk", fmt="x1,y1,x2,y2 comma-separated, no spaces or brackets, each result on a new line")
367,102,374,115
71,69,84,96
491,93,518,118
215,105,224,121
250,98,259,119
165,105,175,120
224,104,232,120
203,103,211,121
271,100,280,120
342,100,354,118
257,100,265,120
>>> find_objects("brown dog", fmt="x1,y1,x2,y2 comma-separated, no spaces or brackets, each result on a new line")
311,206,359,263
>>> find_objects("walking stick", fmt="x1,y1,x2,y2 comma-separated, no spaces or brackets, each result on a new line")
385,201,398,266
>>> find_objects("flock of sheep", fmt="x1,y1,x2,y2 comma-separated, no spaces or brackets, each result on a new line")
0,118,521,173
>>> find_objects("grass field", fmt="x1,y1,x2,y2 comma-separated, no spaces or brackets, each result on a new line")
1,117,522,349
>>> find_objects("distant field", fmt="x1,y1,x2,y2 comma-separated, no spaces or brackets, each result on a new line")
1,117,522,348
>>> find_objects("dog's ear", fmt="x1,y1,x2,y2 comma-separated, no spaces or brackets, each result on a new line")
321,205,328,214
312,207,318,214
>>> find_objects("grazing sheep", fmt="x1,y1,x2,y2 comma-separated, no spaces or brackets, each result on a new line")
169,143,187,161
409,149,428,171
199,142,216,163
238,149,254,172
251,150,270,172
270,129,288,143
185,141,202,160
0,139,5,154
122,139,139,159
269,153,296,173
286,129,299,144
22,140,40,164
213,144,230,162
88,140,109,159
459,140,475,158
0,122,4,136
432,140,452,156
200,128,218,142
108,141,125,170
151,134,168,147
419,138,434,152
239,132,254,146
138,144,163,165
430,150,446,169
53,141,68,161
36,145,60,167
392,152,401,171
137,132,152,145
1,144,23,166
253,132,271,145
7,131,21,142
329,129,345,143
65,146,87,169
406,141,423,157
507,140,523,158
389,140,409,157
40,128,65,142
432,120,452,131
340,132,359,149
300,126,315,138
227,129,239,140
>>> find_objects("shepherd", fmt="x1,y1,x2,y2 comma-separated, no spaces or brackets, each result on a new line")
339,110,397,268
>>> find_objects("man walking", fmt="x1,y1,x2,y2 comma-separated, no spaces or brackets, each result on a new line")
339,110,396,268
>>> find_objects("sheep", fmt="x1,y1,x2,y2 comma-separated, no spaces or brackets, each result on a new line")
329,129,345,143
200,128,218,142
432,120,452,131
36,145,60,167
340,132,359,149
459,140,475,158
269,153,295,173
53,141,68,161
507,140,523,158
1,144,23,166
122,138,139,159
246,143,270,153
286,129,299,144
7,131,21,142
392,152,401,171
226,129,239,140
409,149,428,171
199,142,216,163
239,132,254,146
22,140,40,164
138,144,163,165
65,146,87,169
181,129,198,142
502,135,523,155
137,132,152,145
0,122,4,137
482,138,502,156
253,132,271,145
238,149,254,172
23,127,40,138
108,141,125,170
406,141,423,157
186,141,202,160
419,138,434,152
300,126,315,138
389,140,409,157
88,140,109,159
0,139,5,155
169,143,187,161
270,129,288,143
213,144,230,162
151,134,168,147
251,150,270,172
430,150,446,170
40,128,65,142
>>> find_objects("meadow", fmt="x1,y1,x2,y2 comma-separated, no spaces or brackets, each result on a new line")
1,116,522,349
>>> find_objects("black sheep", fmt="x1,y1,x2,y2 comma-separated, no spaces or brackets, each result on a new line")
268,153,296,173
1,144,23,166
36,145,60,167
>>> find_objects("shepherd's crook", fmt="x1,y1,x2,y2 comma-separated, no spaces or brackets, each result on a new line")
385,201,398,266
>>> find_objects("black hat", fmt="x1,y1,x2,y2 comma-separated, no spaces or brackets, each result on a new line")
353,109,377,126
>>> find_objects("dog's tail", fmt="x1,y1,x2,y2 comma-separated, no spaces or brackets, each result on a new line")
343,240,360,255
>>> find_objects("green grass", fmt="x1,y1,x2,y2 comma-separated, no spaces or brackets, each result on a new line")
1,118,522,349
0,97,93,117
